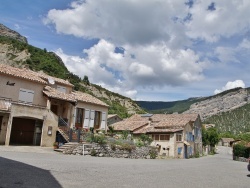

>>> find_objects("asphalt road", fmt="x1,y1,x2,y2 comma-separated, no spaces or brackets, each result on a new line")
0,146,249,188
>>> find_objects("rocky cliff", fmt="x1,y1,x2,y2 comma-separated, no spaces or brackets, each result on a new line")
184,88,250,120
0,24,27,43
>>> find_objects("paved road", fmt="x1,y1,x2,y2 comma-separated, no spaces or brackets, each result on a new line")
0,146,249,188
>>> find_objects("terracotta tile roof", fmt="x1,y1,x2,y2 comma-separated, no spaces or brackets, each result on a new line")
112,113,199,134
133,125,183,134
126,113,199,123
43,86,76,103
0,64,47,84
72,91,109,107
113,121,148,131
221,138,234,142
38,72,73,87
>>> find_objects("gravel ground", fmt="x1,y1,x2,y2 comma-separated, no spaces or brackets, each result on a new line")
0,146,249,188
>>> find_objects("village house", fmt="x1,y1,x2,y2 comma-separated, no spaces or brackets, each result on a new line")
0,64,108,147
218,138,234,147
107,114,122,126
112,113,202,158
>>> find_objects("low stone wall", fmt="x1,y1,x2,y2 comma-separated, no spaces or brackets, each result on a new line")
63,143,157,159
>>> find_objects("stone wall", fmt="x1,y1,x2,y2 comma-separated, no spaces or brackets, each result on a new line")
63,143,158,159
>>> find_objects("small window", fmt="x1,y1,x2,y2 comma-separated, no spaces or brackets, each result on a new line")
57,85,66,93
154,134,159,141
176,134,182,142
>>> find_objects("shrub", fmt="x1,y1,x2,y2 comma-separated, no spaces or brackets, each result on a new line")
136,140,145,147
120,143,136,152
139,134,153,146
233,143,249,158
90,149,97,156
121,130,130,140
194,152,200,158
149,149,158,159
85,133,107,145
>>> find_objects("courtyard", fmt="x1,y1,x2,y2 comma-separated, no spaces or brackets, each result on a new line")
0,146,249,188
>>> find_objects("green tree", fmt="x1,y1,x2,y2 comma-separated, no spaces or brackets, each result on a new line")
207,127,219,147
202,127,219,148
202,126,209,147
83,75,90,85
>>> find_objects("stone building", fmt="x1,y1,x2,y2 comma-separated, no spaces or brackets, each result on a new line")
112,113,202,158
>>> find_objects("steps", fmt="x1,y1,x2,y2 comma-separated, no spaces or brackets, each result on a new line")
54,142,80,153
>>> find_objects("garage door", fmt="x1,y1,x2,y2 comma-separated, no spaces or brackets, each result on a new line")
10,117,36,145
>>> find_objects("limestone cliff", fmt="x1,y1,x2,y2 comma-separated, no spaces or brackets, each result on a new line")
184,88,250,120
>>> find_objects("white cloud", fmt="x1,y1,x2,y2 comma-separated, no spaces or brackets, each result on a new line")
43,0,250,100
43,0,189,47
55,39,207,98
186,0,250,42
214,80,245,94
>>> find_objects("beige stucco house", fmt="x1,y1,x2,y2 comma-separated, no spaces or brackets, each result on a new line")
0,64,108,147
112,113,202,158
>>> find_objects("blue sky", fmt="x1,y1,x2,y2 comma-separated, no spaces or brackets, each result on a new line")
1,0,250,101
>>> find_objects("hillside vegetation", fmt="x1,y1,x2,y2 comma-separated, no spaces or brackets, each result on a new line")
137,97,202,114
0,35,144,118
204,103,250,135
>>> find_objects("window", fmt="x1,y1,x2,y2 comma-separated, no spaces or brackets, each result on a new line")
176,134,182,142
76,108,84,124
178,147,182,155
57,85,66,93
19,88,34,104
94,111,101,129
153,134,170,141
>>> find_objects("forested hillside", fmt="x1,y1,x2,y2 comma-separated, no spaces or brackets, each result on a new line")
204,103,250,134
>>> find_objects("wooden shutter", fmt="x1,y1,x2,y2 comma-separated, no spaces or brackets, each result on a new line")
100,112,106,130
83,109,90,128
89,110,95,128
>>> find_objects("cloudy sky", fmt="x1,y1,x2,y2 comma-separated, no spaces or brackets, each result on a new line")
1,0,250,101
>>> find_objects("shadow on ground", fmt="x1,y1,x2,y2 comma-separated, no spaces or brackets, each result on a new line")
0,156,61,188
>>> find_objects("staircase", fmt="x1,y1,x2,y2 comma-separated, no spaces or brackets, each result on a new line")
54,142,79,153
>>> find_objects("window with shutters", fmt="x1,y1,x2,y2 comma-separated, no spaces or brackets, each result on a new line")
18,88,34,104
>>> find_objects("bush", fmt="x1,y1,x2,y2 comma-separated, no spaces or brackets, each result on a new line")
233,143,249,158
136,140,145,147
90,149,97,156
85,133,107,145
121,130,130,140
139,134,153,146
120,143,136,152
149,149,158,159
195,152,200,158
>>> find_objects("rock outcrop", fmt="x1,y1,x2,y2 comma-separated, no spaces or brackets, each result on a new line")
0,24,27,43
184,88,250,120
